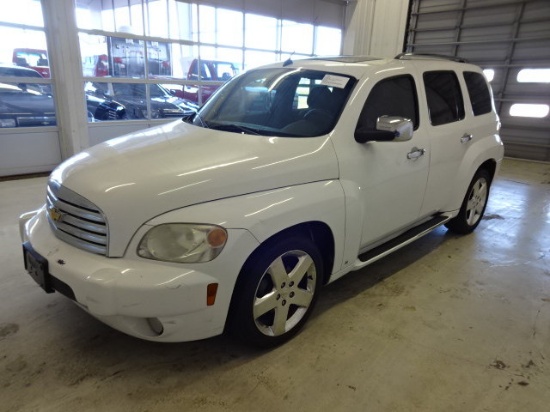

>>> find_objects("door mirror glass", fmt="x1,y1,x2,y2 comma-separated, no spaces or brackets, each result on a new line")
355,116,413,143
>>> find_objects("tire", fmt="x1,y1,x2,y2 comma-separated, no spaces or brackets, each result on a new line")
228,235,323,348
445,168,492,234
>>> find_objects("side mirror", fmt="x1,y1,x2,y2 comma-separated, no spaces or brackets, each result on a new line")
354,116,414,143
376,116,413,142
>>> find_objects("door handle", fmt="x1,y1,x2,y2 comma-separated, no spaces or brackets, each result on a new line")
407,147,426,160
461,133,473,143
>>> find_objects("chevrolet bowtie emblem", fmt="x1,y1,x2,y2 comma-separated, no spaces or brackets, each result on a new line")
48,207,64,222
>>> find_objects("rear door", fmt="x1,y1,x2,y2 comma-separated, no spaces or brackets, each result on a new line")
419,69,470,215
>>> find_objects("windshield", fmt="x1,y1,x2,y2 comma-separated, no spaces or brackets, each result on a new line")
193,67,356,137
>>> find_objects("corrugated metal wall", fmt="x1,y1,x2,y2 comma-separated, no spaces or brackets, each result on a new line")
405,0,550,161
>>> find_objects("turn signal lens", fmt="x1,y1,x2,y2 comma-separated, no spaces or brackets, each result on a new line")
207,283,218,306
207,227,228,248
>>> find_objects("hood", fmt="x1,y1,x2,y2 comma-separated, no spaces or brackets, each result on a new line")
51,120,338,256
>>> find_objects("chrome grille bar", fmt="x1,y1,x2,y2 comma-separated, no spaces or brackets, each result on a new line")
46,181,109,255
59,214,107,235
54,220,108,245
47,195,104,223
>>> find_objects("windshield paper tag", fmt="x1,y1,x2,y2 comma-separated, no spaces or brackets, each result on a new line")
321,74,349,89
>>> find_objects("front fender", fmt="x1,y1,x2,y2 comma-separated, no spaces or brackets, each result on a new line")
144,180,346,274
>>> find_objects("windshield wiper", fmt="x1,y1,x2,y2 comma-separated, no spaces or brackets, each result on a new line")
209,123,260,135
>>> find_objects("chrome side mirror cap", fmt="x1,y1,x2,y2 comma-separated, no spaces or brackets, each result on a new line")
376,115,413,142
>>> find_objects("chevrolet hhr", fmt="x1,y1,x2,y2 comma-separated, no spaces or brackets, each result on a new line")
20,54,504,347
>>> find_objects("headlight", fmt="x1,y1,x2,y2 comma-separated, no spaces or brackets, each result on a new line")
137,223,228,263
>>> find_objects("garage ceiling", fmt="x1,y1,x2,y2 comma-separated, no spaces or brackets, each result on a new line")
405,0,550,161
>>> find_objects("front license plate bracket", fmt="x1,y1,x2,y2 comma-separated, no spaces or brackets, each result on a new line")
23,242,54,293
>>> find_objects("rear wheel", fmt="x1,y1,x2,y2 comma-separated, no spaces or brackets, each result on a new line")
445,169,492,234
229,236,323,347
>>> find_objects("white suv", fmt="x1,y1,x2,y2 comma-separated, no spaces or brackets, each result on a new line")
20,54,504,347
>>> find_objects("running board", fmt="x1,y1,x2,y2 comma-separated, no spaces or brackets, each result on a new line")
353,214,452,271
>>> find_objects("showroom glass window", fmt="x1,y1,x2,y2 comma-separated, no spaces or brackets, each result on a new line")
74,0,342,123
0,0,56,129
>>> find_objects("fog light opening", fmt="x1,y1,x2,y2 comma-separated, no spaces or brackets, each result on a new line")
147,317,164,335
207,283,218,306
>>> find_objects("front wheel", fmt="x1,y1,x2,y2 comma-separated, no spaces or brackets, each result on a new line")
445,169,492,234
228,236,323,348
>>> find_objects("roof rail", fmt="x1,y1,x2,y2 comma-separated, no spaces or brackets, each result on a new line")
395,53,469,63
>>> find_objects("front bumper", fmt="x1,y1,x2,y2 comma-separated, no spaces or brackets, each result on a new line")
20,207,259,342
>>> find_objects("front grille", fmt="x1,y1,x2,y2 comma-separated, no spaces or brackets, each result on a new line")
107,108,117,120
46,181,108,255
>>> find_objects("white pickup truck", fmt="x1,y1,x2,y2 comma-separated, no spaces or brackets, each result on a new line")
20,54,504,347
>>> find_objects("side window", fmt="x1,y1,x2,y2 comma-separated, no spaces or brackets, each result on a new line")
187,61,212,81
200,63,212,80
423,71,465,126
357,75,419,131
463,71,493,116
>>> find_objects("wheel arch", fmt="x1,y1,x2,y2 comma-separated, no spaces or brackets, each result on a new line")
445,163,494,234
445,155,500,213
224,221,334,337
238,221,335,287
478,158,497,183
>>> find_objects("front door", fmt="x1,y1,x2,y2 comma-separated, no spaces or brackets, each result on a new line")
349,74,430,249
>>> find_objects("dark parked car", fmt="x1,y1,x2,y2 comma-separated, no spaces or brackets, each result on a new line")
0,65,54,127
0,64,125,126
85,82,197,120
0,82,56,127
0,64,51,94
85,93,127,121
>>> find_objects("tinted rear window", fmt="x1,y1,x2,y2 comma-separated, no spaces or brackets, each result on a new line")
463,71,492,116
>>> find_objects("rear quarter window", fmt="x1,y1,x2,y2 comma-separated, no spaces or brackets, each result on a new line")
463,71,493,116
423,71,465,126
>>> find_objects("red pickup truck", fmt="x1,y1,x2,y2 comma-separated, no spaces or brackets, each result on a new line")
13,48,50,78
170,59,239,104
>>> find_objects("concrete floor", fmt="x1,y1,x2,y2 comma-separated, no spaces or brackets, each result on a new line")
1,158,549,412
